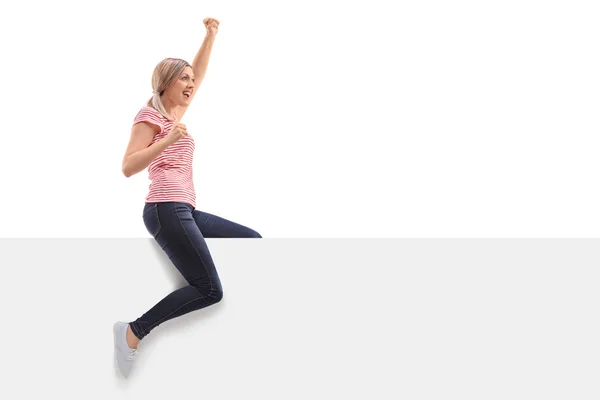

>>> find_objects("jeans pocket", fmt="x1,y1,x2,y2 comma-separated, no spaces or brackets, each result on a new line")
143,203,162,237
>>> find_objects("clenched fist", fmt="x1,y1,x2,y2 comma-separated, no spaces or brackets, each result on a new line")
203,17,219,35
165,123,188,145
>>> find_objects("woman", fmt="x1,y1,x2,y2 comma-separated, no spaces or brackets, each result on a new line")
114,17,262,379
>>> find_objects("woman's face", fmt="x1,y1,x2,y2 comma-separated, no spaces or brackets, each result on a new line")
164,66,195,107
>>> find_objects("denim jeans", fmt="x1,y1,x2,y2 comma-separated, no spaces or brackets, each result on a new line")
129,201,261,340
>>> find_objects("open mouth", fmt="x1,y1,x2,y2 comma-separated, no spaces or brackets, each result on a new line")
183,91,191,99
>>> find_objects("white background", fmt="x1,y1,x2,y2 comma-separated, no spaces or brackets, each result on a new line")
0,0,599,237
1,238,599,398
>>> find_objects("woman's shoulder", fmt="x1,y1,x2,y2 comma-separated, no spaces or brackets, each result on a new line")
133,106,169,134
134,106,166,122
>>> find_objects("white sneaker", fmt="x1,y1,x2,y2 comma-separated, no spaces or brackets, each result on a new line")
113,321,138,378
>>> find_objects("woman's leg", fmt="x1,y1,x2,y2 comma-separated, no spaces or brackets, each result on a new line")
128,202,224,342
192,209,262,238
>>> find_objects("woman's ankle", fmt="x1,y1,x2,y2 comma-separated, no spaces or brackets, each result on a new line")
126,324,141,349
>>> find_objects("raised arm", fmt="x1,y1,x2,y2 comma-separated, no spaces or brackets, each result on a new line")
176,18,220,120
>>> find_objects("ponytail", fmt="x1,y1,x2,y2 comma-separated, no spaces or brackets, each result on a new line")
146,91,176,122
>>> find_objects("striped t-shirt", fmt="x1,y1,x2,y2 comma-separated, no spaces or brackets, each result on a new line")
133,106,196,208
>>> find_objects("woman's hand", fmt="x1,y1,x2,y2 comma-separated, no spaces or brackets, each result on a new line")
203,17,219,36
165,123,188,145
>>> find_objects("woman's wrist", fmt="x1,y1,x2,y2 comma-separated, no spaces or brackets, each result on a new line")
157,136,172,149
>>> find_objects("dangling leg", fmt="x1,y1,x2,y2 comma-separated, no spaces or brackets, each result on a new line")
129,202,224,341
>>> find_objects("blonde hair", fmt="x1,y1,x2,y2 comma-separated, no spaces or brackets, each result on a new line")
147,58,192,121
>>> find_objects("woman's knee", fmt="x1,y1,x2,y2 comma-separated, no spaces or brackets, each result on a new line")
190,281,223,304
188,276,223,303
248,229,262,238
209,288,224,303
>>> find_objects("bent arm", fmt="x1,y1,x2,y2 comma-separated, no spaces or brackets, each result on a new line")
122,123,171,177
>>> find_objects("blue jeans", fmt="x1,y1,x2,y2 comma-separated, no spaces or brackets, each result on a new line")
129,202,261,340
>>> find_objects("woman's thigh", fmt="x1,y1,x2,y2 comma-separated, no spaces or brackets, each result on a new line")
192,209,262,238
143,202,222,292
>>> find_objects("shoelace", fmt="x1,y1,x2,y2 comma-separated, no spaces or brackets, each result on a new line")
126,348,138,361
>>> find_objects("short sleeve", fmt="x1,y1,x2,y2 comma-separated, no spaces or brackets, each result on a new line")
133,107,165,133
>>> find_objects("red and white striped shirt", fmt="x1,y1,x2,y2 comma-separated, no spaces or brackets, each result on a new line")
133,106,196,208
